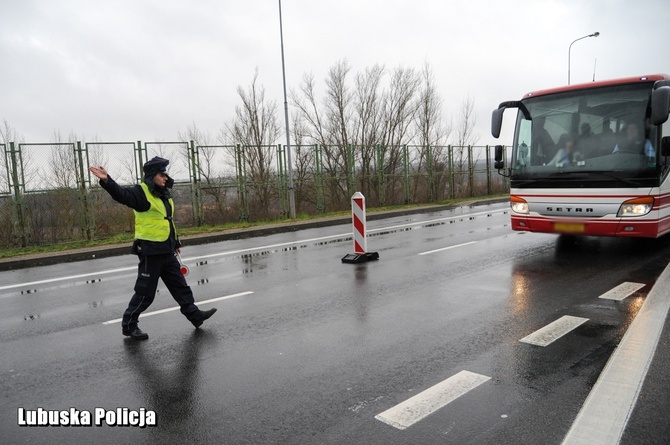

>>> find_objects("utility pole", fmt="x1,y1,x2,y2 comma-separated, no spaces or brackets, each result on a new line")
278,0,296,219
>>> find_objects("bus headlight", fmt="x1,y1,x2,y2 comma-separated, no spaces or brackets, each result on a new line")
510,196,529,214
617,197,654,217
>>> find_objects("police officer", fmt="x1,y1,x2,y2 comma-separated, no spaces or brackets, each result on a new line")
89,157,217,340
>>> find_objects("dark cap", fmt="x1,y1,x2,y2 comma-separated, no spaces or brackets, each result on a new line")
143,156,169,178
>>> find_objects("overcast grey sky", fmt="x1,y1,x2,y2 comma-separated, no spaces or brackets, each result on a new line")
1,0,668,145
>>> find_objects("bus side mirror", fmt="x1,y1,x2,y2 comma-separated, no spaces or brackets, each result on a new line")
662,137,670,157
652,86,670,125
491,108,504,138
494,145,505,169
491,101,530,138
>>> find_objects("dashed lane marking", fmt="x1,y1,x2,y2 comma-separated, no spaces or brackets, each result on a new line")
519,315,589,347
0,266,137,292
417,241,478,256
598,282,645,301
0,208,508,292
102,291,254,325
375,370,491,430
562,264,670,445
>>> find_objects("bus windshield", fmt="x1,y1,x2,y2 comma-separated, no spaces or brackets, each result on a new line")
511,83,659,187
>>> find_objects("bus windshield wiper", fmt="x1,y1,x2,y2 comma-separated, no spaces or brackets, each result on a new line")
577,171,643,187
510,178,540,185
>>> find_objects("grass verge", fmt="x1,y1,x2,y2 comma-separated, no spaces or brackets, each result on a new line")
0,195,505,260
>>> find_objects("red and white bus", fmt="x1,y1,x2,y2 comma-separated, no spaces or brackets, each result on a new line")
491,74,670,237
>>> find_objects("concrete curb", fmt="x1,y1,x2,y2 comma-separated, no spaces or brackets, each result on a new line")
0,197,508,271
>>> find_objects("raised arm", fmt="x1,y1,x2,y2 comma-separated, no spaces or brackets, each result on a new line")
89,166,149,212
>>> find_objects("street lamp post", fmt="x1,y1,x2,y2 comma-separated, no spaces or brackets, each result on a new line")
278,0,296,219
568,31,600,85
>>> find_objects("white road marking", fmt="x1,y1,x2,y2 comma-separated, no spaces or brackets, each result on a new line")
562,264,670,445
598,282,645,301
102,291,253,325
418,241,477,256
520,315,589,347
0,207,507,292
0,266,137,291
368,209,505,234
375,370,491,430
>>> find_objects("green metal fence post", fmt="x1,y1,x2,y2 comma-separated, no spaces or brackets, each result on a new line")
315,144,325,213
8,142,27,247
468,145,474,196
376,144,384,207
189,140,204,226
348,144,355,197
235,144,249,221
135,141,144,183
2,143,9,193
485,145,492,195
75,141,92,240
448,145,455,199
426,145,433,202
503,145,509,191
403,144,410,204
277,144,288,218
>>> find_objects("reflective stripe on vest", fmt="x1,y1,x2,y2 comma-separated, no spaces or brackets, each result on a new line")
134,182,175,242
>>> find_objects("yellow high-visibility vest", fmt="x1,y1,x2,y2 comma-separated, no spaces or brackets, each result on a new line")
134,182,176,242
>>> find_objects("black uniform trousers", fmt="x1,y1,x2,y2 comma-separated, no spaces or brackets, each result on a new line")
122,252,201,332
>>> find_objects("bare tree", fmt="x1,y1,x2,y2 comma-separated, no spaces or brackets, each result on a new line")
50,130,78,189
292,71,344,209
456,95,479,147
86,137,110,176
145,141,187,180
352,64,385,198
413,63,451,201
324,60,354,146
374,66,421,205
0,120,25,246
292,61,359,209
414,63,450,147
0,119,34,192
289,110,316,212
224,70,281,217
453,95,479,195
292,61,425,207
179,121,214,181
292,72,329,146
353,64,385,147
0,120,21,193
179,122,231,224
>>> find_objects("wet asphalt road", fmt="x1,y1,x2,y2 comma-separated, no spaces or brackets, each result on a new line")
2,202,670,444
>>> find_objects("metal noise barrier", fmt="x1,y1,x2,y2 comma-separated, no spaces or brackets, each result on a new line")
342,192,379,264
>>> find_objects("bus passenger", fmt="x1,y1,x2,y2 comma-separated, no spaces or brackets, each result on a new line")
548,135,582,166
577,123,597,157
597,120,617,156
532,117,554,165
613,122,654,157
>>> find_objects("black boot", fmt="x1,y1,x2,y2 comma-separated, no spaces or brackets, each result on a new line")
123,328,149,340
192,308,217,328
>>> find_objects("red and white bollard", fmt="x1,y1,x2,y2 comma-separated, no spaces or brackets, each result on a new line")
342,192,379,263
352,192,367,254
